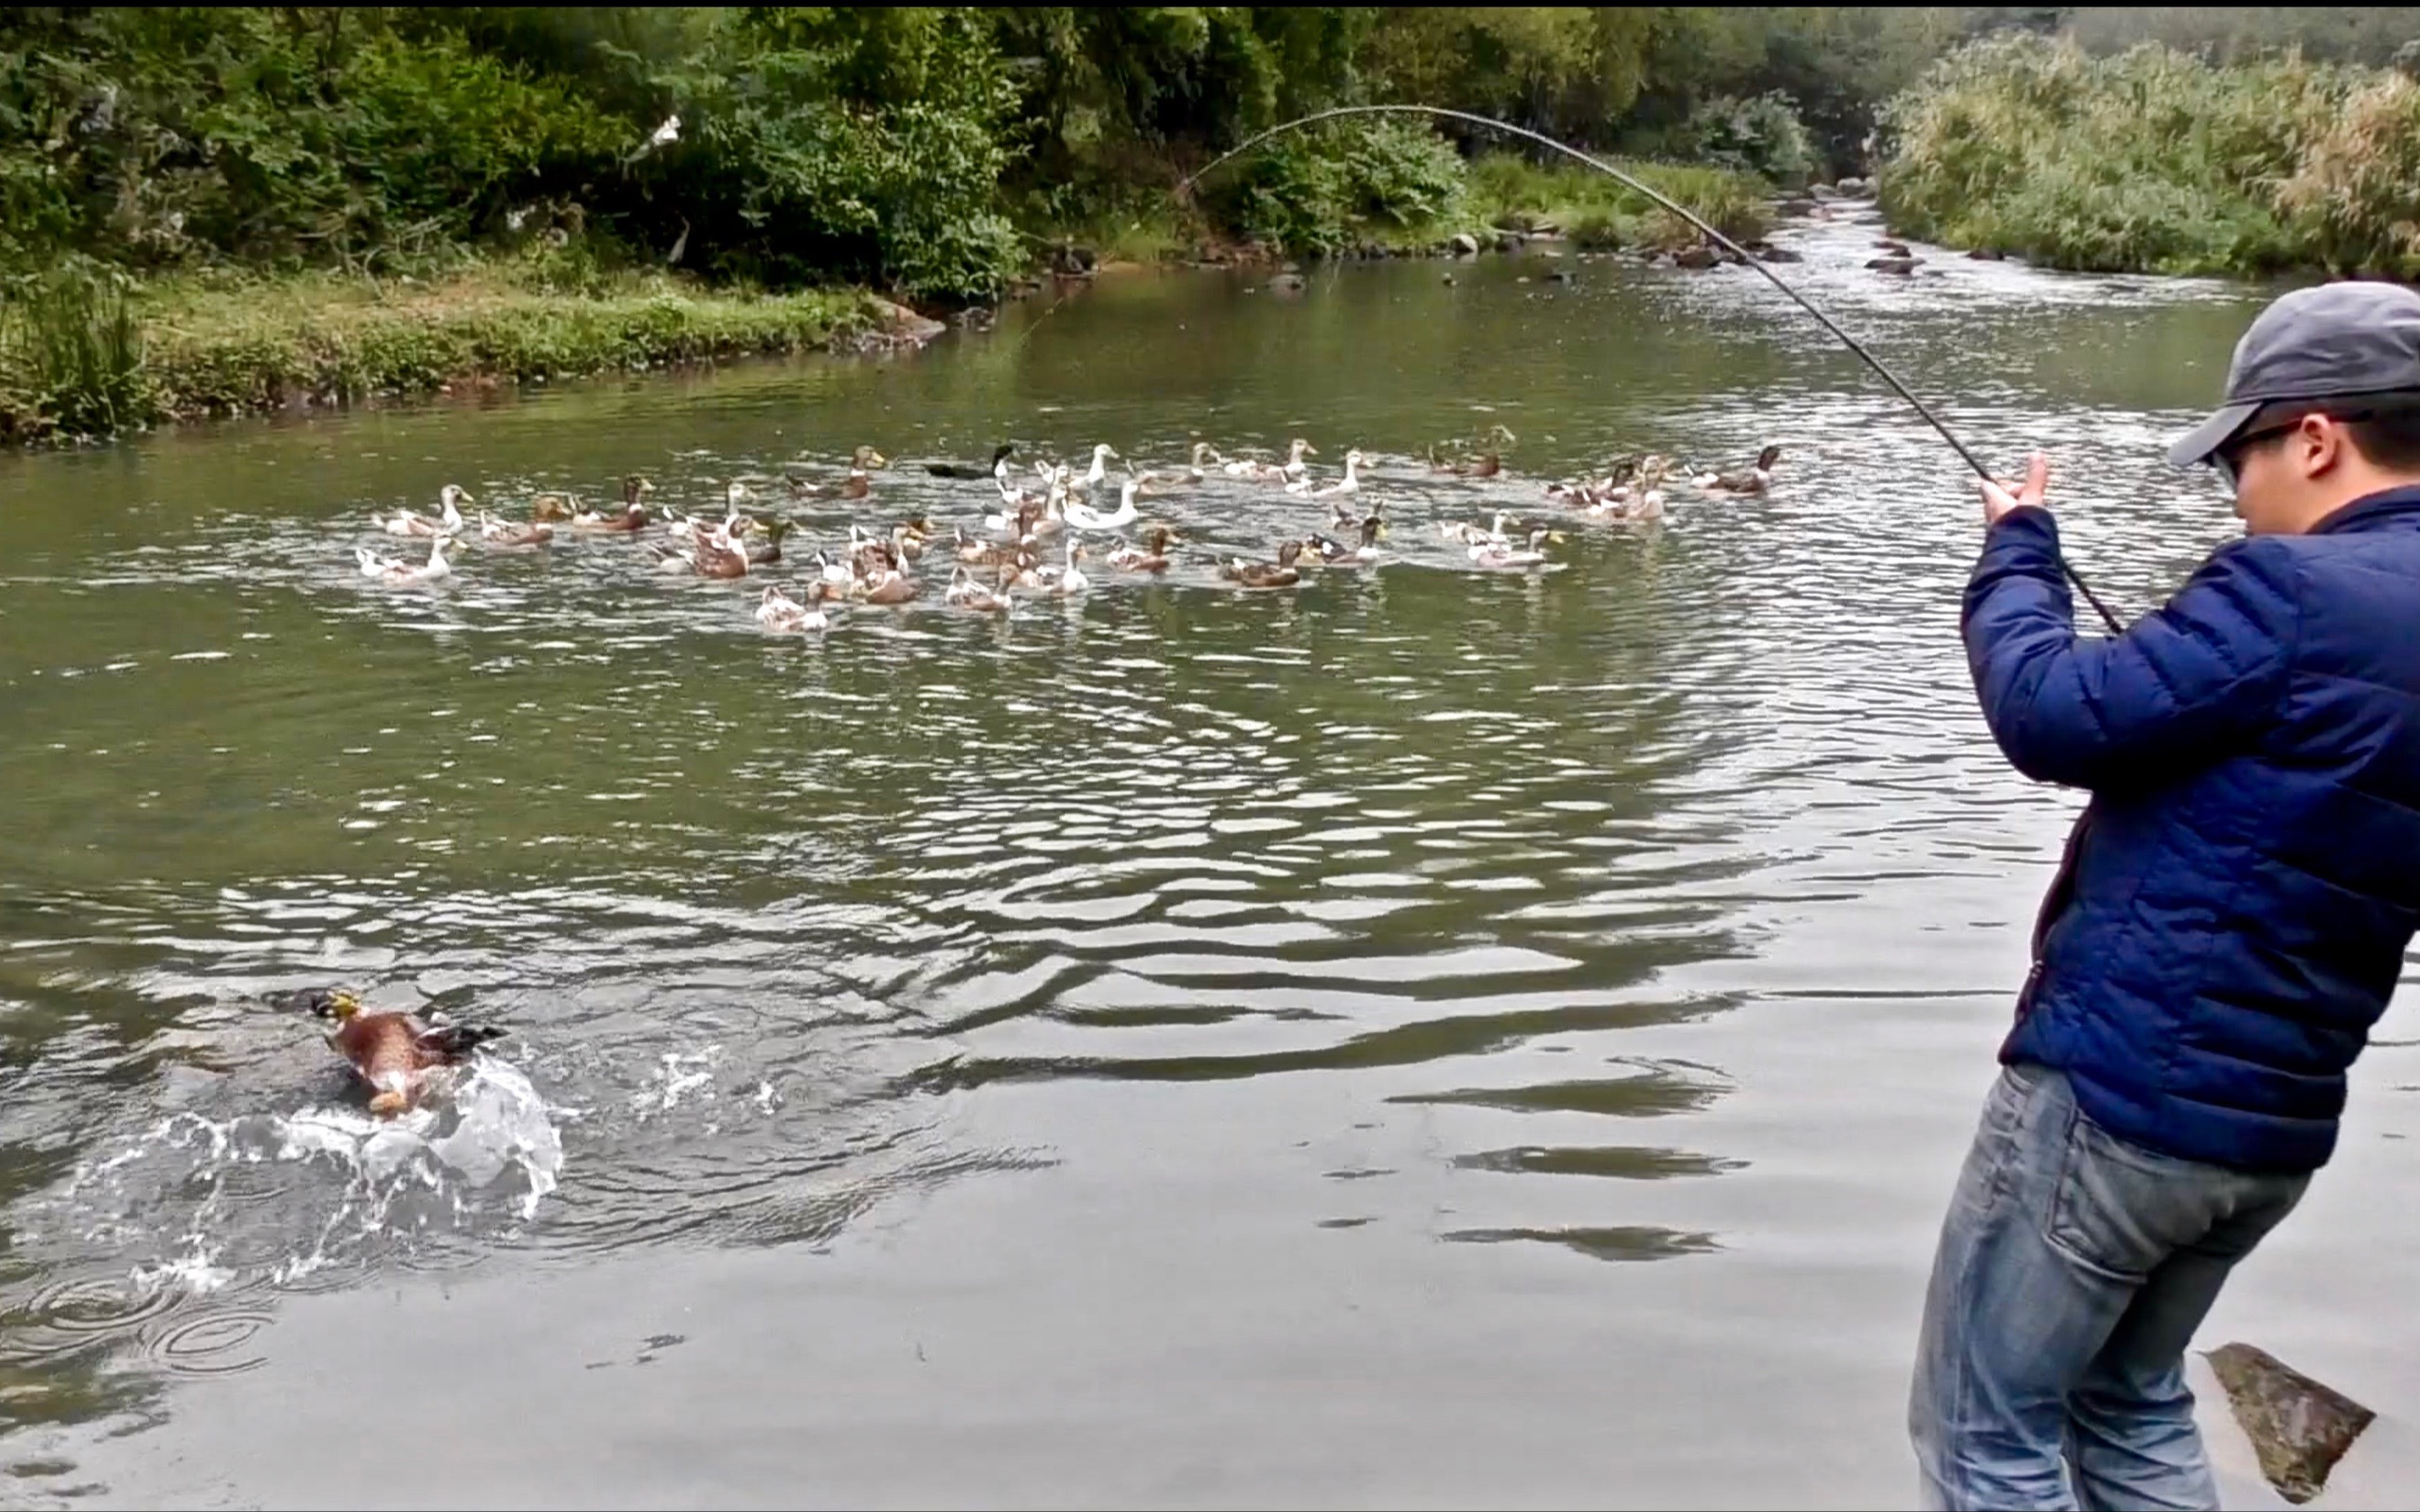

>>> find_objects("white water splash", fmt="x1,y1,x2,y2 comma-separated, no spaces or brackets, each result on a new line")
36,1058,567,1297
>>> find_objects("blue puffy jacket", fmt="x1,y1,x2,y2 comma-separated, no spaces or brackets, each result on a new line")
1963,485,2420,1173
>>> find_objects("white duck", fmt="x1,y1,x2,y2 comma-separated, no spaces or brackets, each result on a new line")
1440,510,1516,546
1293,447,1366,499
356,534,455,586
377,485,469,538
756,582,831,632
1037,536,1089,597
1472,528,1554,569
945,565,1013,612
1226,436,1316,483
1063,476,1141,532
1068,444,1117,497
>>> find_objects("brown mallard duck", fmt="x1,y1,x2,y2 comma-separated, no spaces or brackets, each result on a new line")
275,987,505,1117
1692,444,1782,496
573,475,652,532
1219,539,1305,590
1106,526,1177,574
478,512,555,550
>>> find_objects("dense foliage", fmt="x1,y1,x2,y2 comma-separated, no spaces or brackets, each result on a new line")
7,7,2420,442
1878,33,2420,277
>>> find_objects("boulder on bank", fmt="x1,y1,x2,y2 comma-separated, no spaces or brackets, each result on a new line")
1837,176,1871,195
1875,238,1912,256
1494,231,1524,254
1758,246,1805,263
1673,245,1719,270
869,299,948,344
1449,232,1480,257
1865,256,1919,275
1965,247,2007,261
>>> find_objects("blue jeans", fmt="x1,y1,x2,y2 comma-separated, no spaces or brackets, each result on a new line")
1910,1063,2309,1510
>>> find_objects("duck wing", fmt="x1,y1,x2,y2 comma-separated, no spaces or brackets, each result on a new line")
414,1018,507,1063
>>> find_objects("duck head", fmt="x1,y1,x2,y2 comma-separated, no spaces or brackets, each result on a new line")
1288,438,1317,462
1754,444,1782,471
625,474,654,506
1276,540,1305,568
276,986,365,1024
853,444,889,469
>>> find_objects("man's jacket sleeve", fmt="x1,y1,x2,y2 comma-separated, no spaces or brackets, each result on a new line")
1961,507,2301,789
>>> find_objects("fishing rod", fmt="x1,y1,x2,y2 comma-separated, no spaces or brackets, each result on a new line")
1176,104,2128,636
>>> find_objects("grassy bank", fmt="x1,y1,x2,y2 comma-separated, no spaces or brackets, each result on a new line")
1462,155,1775,250
0,262,890,445
1877,33,2420,277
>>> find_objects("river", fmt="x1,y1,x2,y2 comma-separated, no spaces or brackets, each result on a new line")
3,205,2415,1509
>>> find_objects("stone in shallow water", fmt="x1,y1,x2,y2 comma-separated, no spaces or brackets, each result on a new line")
2205,1342,2375,1505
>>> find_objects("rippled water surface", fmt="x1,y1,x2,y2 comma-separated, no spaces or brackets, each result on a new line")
7,207,2420,1509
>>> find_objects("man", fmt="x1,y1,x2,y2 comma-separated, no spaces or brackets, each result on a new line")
1910,278,2420,1510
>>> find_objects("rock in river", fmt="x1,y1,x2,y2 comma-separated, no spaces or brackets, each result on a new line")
2205,1342,2374,1505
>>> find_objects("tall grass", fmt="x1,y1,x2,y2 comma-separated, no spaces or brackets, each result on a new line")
1878,33,2420,277
0,270,155,440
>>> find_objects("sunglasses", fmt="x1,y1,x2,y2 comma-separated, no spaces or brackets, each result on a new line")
2210,406,2391,490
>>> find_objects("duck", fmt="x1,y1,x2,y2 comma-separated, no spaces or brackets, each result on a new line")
1106,526,1177,574
572,475,652,532
944,564,1013,612
681,520,750,580
529,492,576,523
672,482,752,542
274,987,505,1117
1311,512,1386,567
1290,447,1366,498
1067,443,1117,497
853,549,918,606
377,485,470,538
1219,539,1305,590
1037,536,1089,596
1693,444,1782,496
791,445,889,500
1137,442,1220,493
477,511,554,550
756,582,831,633
1600,456,1669,521
355,535,455,587
1230,436,1315,485
1472,527,1557,569
1064,476,1141,532
744,517,792,568
925,442,1017,480
1440,511,1517,547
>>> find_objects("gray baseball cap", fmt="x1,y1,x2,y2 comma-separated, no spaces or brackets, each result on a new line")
2168,280,2420,468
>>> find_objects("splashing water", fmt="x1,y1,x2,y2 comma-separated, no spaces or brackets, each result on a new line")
37,1058,565,1303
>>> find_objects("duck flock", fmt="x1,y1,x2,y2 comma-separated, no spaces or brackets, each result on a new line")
348,434,1785,631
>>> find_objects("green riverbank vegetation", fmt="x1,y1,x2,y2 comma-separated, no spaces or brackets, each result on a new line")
1879,31,2420,277
6,7,2419,443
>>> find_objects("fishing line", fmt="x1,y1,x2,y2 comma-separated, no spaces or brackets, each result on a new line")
1176,104,2127,635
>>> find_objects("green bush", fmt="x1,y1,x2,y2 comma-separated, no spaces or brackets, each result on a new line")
1212,117,1467,254
1687,91,1815,184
